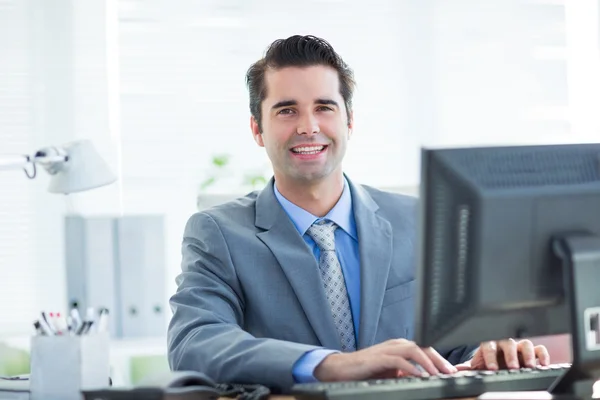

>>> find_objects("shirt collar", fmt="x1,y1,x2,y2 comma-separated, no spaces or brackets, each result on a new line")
273,178,357,240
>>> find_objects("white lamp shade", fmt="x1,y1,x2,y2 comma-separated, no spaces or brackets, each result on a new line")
47,140,117,194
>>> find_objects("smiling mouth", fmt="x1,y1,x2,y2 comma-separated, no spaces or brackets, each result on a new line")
290,145,328,155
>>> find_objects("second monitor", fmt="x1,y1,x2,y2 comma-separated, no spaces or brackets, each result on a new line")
414,143,600,398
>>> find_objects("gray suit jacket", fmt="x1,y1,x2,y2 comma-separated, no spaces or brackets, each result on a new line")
167,177,474,391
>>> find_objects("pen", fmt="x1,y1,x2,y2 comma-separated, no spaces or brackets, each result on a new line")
75,321,88,335
54,312,68,335
83,320,95,335
33,320,44,335
97,308,109,333
35,317,53,335
66,316,74,335
48,312,57,333
33,320,47,335
84,307,97,334
86,307,96,323
76,320,95,335
70,307,82,332
40,312,56,335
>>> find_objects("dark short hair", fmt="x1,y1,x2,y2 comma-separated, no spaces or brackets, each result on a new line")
246,35,355,132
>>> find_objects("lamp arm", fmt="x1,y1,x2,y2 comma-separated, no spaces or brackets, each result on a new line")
0,140,114,193
0,155,32,171
0,150,68,174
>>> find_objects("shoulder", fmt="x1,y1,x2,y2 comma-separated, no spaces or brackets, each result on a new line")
354,183,418,231
185,191,259,236
359,184,418,214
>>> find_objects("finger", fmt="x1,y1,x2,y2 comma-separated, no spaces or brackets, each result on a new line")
466,347,487,370
395,344,440,375
381,355,423,376
454,361,472,371
517,340,536,368
481,341,500,370
534,345,550,366
498,339,519,369
424,347,457,374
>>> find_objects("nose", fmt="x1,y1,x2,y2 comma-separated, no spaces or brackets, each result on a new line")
296,113,320,135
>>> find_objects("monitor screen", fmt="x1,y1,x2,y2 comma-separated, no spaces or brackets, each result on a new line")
414,143,600,350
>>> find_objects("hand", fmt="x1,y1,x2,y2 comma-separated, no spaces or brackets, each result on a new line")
455,339,551,371
314,339,458,382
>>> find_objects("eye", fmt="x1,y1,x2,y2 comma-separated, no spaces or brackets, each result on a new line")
316,105,334,112
277,108,295,115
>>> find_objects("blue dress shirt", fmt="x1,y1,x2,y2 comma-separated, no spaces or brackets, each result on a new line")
273,180,361,383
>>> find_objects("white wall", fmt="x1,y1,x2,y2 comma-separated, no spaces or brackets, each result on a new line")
1,0,599,336
0,0,38,335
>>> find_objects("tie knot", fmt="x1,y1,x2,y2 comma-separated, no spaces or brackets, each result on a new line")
307,220,338,251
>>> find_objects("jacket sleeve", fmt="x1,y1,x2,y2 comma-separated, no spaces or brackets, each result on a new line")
167,212,321,392
438,344,479,365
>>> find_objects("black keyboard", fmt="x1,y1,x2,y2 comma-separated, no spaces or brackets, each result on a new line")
291,364,571,400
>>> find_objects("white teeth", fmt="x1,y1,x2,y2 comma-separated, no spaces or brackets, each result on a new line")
292,146,325,154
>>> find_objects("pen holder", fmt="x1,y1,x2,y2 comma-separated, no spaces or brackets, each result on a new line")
29,333,110,400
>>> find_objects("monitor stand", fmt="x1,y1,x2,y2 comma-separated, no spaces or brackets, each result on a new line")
547,234,600,400
477,235,600,400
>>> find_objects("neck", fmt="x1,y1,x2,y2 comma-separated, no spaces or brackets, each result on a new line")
275,172,345,217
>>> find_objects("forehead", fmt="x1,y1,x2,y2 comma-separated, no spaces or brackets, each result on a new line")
263,65,342,105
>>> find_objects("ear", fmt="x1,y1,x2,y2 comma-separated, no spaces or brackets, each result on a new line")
347,110,354,139
250,116,265,147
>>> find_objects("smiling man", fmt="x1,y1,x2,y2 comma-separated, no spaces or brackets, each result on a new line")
167,35,550,392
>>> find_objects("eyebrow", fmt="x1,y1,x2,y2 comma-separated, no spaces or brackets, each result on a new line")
271,100,297,110
315,99,339,108
271,98,340,110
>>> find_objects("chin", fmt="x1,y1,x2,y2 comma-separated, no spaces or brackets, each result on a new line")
293,169,336,183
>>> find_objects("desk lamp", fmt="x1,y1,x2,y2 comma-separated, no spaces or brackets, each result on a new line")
0,140,116,193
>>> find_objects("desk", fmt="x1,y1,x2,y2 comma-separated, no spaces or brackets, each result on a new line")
1,379,479,400
2,379,599,400
0,379,27,400
0,389,297,400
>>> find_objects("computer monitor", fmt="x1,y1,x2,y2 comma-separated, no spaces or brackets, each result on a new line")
414,143,600,398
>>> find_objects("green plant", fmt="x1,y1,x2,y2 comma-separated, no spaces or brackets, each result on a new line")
243,173,268,190
129,354,170,385
199,154,271,193
199,154,231,192
0,343,30,376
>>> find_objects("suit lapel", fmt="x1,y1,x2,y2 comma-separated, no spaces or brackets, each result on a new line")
348,180,393,349
255,180,342,350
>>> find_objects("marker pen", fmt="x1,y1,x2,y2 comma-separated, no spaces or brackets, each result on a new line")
40,312,56,335
97,308,109,333
37,317,54,336
70,307,82,332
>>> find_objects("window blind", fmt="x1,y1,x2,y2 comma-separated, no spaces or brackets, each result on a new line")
0,0,37,335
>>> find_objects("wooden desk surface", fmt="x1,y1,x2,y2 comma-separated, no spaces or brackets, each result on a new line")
254,397,477,400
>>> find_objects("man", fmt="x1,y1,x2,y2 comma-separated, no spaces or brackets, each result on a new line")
167,35,550,391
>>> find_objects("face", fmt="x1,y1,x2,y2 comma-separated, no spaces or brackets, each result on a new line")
250,65,353,186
